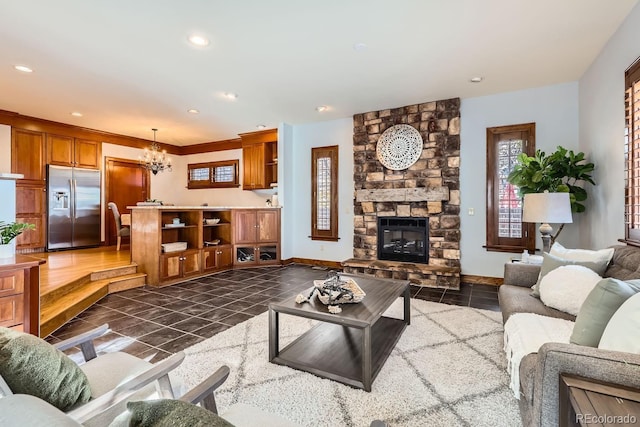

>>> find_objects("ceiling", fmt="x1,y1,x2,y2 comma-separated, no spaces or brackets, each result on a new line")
0,0,637,146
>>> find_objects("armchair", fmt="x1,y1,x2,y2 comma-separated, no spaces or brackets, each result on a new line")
0,324,185,426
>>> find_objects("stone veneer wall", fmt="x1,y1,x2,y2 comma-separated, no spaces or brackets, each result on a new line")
349,98,461,288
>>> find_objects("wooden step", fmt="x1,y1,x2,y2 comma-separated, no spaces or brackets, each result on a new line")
40,265,146,337
40,264,139,307
108,272,147,293
40,279,110,338
91,264,138,281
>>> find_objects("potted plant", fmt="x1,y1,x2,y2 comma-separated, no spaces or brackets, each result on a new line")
507,146,595,243
507,146,596,213
0,221,35,258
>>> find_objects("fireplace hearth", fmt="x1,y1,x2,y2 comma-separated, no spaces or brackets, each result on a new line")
378,217,428,264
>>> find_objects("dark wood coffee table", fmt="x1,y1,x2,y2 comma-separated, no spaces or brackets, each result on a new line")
268,274,410,392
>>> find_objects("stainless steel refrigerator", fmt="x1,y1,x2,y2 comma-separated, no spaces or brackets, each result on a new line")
47,165,101,250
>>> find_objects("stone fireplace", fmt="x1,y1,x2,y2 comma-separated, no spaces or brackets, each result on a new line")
342,98,461,289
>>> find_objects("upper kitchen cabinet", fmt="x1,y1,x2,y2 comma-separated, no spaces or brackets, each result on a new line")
11,129,46,181
239,129,277,190
47,134,102,169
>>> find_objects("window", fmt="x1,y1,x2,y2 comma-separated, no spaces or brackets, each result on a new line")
311,145,339,241
485,123,536,252
187,160,239,189
625,58,640,244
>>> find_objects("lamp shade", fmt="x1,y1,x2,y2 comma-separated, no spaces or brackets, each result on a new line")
522,192,573,224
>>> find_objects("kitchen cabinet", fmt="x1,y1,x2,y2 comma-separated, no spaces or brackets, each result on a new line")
11,128,46,181
203,245,233,271
0,255,45,336
240,129,277,190
234,209,280,244
130,207,281,286
11,129,47,251
160,249,201,281
47,134,101,169
233,209,280,267
234,244,279,266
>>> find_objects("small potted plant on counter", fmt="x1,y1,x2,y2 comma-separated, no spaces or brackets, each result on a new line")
0,221,35,259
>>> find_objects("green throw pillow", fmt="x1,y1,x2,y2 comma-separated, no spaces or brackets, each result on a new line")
0,327,92,411
125,400,235,427
531,252,609,298
570,278,640,346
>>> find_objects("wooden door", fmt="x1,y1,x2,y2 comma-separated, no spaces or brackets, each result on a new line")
257,210,279,242
12,128,45,181
75,139,101,169
105,157,149,246
233,210,257,243
46,134,74,166
182,249,201,276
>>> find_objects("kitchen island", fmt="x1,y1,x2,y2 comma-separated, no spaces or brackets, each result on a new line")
129,206,281,286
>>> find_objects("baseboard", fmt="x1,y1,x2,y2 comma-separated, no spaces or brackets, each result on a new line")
461,274,502,286
282,257,343,270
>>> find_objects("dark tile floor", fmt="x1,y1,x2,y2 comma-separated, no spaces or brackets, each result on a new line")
47,265,500,363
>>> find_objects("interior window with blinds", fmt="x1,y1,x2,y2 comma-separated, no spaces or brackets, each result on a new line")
311,145,339,241
485,123,536,252
187,160,239,189
625,57,640,244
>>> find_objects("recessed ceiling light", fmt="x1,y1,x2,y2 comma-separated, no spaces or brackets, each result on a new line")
353,42,368,52
187,109,200,114
14,65,33,73
470,76,484,83
70,112,83,117
256,124,266,130
316,105,328,112
188,34,210,47
223,92,238,100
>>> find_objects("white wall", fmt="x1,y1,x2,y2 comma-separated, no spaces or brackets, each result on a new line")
101,144,271,205
287,118,354,262
579,2,640,249
279,123,294,260
460,82,580,277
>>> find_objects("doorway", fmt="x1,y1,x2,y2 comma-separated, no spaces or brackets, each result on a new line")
105,157,149,247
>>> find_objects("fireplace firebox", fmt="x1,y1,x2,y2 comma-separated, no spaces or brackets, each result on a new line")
377,217,428,264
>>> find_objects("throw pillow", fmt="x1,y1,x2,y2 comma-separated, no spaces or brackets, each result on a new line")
0,327,92,411
538,265,602,315
570,278,640,346
550,242,615,265
531,252,609,298
598,292,640,353
116,400,235,427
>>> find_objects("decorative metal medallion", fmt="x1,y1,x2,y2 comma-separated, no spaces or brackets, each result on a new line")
376,124,423,170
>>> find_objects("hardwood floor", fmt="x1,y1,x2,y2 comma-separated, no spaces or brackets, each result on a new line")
31,246,133,295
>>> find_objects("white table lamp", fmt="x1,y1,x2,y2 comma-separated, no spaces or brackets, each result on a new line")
522,192,573,253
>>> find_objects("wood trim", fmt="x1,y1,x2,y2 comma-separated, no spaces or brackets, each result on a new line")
238,128,277,145
284,257,343,270
180,138,242,154
311,145,339,241
485,123,536,253
460,274,502,286
0,109,246,155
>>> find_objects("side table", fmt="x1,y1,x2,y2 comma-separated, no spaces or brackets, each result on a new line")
559,374,640,426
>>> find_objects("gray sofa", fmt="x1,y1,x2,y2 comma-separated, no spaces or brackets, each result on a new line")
498,245,640,427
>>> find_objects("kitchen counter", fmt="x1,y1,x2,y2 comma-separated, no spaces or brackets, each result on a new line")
128,205,281,210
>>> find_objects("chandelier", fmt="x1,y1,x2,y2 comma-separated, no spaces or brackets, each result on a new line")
139,128,172,175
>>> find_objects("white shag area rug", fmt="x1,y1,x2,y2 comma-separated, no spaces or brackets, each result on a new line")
173,299,521,427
